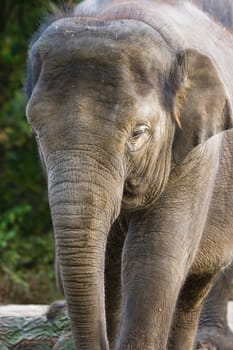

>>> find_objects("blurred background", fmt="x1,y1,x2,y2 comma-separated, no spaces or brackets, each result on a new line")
0,0,81,305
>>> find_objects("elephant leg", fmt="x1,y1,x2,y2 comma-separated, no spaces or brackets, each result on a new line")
115,145,222,349
195,264,233,350
115,213,199,350
168,272,217,350
55,253,64,295
105,219,126,349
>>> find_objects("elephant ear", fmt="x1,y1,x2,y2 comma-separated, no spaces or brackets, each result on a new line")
171,48,233,164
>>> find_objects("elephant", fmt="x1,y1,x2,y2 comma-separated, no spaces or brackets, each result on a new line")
25,0,233,349
196,263,233,349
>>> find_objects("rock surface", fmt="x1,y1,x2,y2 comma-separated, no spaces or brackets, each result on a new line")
0,305,49,317
0,301,72,350
0,302,233,349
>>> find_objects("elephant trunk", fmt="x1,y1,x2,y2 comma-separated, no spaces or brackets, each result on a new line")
47,151,123,350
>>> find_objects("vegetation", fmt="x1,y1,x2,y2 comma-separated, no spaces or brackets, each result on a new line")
0,0,80,304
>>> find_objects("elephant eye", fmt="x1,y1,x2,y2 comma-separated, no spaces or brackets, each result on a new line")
131,125,149,140
127,124,150,152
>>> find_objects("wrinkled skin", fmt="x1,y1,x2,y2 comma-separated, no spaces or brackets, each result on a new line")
26,1,233,349
196,264,233,350
189,1,233,348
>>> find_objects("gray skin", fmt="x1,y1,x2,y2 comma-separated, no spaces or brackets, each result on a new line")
26,1,233,349
196,263,233,350
186,1,233,348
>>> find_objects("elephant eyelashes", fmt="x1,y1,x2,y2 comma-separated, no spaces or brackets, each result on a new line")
127,124,150,152
132,125,149,139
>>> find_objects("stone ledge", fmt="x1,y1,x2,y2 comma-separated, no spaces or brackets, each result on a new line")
0,305,49,317
0,301,71,350
0,301,232,349
1,302,233,327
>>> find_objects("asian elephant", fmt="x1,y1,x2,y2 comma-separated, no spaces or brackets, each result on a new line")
26,0,233,349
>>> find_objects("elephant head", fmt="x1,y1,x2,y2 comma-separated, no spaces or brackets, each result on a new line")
26,14,232,350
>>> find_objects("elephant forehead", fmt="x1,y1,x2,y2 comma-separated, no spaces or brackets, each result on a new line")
34,17,168,60
27,59,166,131
30,17,171,92
27,76,161,130
27,18,171,127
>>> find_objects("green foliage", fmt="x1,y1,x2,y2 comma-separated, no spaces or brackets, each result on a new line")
0,203,57,303
0,0,81,304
